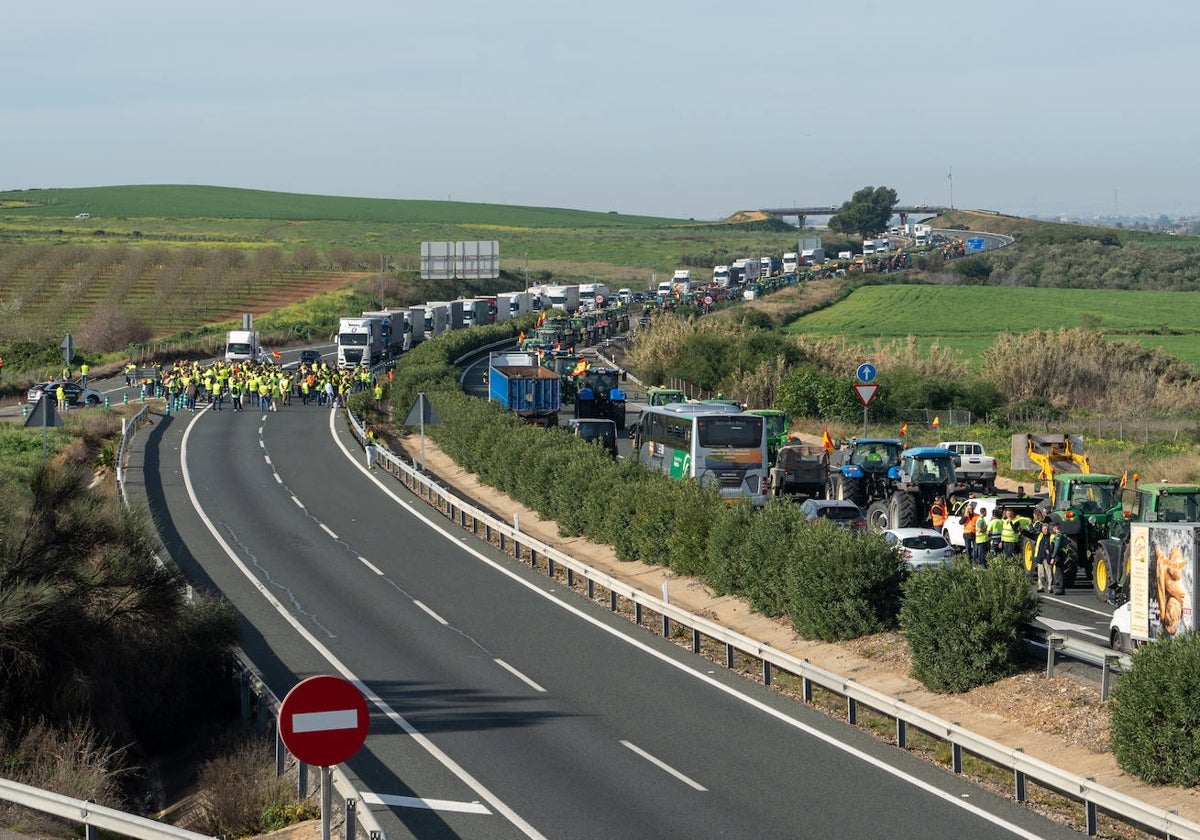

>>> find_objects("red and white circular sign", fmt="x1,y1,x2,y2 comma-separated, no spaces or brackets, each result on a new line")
702,294,715,306
279,675,369,766
594,293,606,306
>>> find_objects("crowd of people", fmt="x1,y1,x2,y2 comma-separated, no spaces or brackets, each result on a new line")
123,358,389,412
931,498,1069,594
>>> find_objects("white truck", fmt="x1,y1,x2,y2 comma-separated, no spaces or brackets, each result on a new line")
579,283,611,307
781,253,799,274
801,246,825,265
408,306,426,345
225,329,264,364
460,298,490,327
656,279,674,297
336,317,383,368
912,223,932,246
360,310,407,359
545,284,580,311
423,302,451,340
731,258,760,284
671,269,692,291
936,441,997,492
712,265,732,287
499,291,532,319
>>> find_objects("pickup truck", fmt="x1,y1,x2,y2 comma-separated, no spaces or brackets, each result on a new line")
936,441,997,492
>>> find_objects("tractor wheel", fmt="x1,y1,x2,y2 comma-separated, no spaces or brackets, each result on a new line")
825,477,840,501
891,492,920,528
1093,552,1111,602
866,501,891,533
1022,538,1037,576
841,478,866,509
1062,539,1081,588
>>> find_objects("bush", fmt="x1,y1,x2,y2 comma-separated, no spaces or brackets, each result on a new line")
193,733,310,838
785,526,906,640
900,556,1038,693
1109,634,1200,786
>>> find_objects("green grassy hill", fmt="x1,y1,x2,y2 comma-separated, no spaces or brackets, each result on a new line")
785,284,1200,369
0,184,683,227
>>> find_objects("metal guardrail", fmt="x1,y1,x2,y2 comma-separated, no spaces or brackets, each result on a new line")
0,779,216,840
346,406,1200,840
116,404,154,503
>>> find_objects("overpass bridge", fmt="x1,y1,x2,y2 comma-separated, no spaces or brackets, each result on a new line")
760,205,949,228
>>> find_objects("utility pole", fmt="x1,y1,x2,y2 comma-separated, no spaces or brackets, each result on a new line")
378,254,390,308
948,166,954,210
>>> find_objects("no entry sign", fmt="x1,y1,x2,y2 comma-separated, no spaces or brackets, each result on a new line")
279,675,369,766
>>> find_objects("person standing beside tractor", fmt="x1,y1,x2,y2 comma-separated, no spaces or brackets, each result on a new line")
975,510,992,567
960,502,979,564
1034,523,1054,592
930,497,948,530
1000,509,1021,558
1049,522,1069,595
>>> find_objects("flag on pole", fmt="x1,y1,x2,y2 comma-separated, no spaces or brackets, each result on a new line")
271,350,282,361
1119,471,1128,489
931,415,940,429
536,310,546,328
899,422,908,436
518,330,525,344
571,358,590,377
821,427,834,451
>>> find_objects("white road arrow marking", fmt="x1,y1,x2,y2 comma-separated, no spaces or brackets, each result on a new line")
1037,617,1109,642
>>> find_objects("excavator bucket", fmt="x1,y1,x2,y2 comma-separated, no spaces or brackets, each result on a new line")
1010,433,1089,473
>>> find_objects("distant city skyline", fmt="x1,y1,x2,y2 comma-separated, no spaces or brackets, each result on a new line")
4,1,1197,222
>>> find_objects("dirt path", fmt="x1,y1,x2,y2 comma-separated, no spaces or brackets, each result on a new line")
381,431,1200,829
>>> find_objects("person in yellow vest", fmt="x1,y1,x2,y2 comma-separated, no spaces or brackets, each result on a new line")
125,362,136,387
1000,509,1021,559
56,383,67,412
988,510,1005,556
374,382,384,402
975,511,992,568
80,362,90,387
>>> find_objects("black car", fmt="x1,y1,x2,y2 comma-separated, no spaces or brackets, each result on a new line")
27,380,103,406
298,349,323,366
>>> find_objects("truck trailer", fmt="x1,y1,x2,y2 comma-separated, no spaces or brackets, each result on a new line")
488,351,562,427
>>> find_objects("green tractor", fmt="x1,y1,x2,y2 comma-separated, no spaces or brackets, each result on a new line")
746,409,791,463
1094,481,1200,603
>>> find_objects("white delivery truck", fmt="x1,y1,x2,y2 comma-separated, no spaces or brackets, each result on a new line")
712,266,732,287
731,258,760,284
225,329,264,364
423,302,451,340
781,253,799,274
546,285,580,311
361,310,405,359
460,298,490,327
408,306,426,345
336,317,382,368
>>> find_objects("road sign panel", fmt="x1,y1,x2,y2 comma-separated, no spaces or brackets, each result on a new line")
967,238,985,251
279,675,369,767
702,294,714,306
594,293,606,306
853,384,879,407
60,333,75,365
856,363,876,384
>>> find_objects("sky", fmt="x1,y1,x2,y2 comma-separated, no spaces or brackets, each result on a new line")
5,0,1197,221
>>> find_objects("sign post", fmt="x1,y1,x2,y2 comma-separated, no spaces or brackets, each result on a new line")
855,363,878,435
279,676,370,840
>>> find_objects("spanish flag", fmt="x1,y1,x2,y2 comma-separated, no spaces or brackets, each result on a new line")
931,415,940,429
822,427,834,451
899,422,908,436
271,350,282,361
571,358,590,377
1119,471,1128,489
518,330,525,344
536,310,546,328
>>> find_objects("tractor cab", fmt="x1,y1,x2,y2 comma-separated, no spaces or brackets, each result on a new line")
892,447,959,487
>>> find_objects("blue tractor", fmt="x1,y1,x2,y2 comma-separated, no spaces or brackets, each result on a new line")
574,367,628,430
826,438,905,509
864,446,964,532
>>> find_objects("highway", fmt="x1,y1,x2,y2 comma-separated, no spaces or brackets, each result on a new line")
136,372,1082,839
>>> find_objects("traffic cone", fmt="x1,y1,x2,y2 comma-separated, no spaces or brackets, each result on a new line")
123,392,128,405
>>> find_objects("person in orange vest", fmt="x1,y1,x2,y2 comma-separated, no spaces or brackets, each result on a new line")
960,502,979,564
930,497,948,530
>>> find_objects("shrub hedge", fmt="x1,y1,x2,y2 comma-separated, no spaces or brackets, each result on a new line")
900,556,1038,693
1109,634,1200,786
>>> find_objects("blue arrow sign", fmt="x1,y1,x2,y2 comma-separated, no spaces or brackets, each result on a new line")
966,237,985,251
856,363,877,384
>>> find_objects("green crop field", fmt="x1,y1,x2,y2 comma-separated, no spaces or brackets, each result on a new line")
785,285,1200,369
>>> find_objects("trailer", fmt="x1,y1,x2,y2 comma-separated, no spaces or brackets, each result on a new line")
488,351,561,427
336,317,383,368
423,302,451,340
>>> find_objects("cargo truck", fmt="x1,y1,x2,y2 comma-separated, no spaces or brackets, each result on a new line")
712,266,732,287
360,310,407,359
423,302,451,340
408,306,426,345
731,258,760,284
545,285,580,312
488,351,561,427
225,329,264,364
460,298,490,328
781,253,799,274
336,317,382,368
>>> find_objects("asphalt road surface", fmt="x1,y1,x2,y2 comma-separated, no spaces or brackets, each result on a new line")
139,393,1080,839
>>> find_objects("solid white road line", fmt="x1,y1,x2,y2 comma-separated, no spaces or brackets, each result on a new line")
330,411,1050,840
180,409,545,840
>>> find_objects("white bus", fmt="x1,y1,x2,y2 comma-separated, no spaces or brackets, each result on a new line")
633,403,768,506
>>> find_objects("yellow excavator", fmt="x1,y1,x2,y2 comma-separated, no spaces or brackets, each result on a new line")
1010,434,1123,588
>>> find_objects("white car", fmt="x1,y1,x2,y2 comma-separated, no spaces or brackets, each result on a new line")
1108,602,1140,653
941,494,1046,550
884,528,954,571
